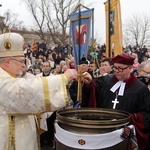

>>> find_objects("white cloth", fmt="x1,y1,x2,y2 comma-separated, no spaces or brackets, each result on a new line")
21,72,36,79
55,123,135,149
110,81,126,96
0,67,69,150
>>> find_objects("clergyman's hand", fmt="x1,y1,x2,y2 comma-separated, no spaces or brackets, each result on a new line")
64,69,77,83
82,72,92,85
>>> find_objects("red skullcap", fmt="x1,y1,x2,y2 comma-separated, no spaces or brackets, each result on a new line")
112,54,135,65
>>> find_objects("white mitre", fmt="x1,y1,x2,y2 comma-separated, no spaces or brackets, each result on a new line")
0,32,24,58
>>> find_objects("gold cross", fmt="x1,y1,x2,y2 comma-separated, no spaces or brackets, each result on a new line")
77,65,82,103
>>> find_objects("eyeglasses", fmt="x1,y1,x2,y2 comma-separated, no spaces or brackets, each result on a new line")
10,57,26,64
112,65,129,72
141,69,150,75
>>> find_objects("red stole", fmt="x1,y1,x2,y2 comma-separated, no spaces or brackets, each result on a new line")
88,74,149,149
87,81,97,107
114,74,149,149
130,113,149,150
113,74,137,89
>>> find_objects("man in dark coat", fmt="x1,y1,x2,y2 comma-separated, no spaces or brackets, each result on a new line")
69,57,93,107
82,54,150,150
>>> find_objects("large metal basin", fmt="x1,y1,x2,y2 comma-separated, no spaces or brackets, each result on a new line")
56,108,130,134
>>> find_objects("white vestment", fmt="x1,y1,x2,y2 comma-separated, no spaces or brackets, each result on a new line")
0,67,69,150
36,72,54,131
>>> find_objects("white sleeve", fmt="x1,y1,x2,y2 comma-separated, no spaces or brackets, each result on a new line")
0,72,69,115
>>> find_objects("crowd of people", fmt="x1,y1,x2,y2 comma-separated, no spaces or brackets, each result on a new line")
23,40,150,80
22,39,150,149
0,31,150,150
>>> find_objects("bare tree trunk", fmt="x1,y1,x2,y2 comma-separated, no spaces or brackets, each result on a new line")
23,0,82,44
123,13,150,48
0,10,23,33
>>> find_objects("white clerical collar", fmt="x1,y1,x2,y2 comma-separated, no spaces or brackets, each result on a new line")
110,81,126,96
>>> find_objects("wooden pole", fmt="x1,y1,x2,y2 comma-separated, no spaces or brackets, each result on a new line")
77,65,82,104
108,0,111,57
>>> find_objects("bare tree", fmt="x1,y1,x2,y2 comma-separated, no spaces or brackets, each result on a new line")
23,0,46,40
123,13,150,48
23,0,84,44
0,9,23,33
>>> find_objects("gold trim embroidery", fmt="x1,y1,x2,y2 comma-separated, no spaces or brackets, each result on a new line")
8,115,16,150
62,75,69,105
41,77,51,111
70,14,92,22
34,116,41,150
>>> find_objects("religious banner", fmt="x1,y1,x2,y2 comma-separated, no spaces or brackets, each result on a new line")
105,0,123,57
70,9,92,66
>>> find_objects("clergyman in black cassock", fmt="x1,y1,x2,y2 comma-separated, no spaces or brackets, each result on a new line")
82,54,150,150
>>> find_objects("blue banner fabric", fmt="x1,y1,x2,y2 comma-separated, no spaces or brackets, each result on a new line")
70,9,92,66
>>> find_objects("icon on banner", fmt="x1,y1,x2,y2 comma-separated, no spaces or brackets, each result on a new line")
75,24,87,45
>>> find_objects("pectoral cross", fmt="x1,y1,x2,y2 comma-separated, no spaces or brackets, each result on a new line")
112,98,119,109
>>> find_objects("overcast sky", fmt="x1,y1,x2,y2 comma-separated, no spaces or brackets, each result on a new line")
0,0,150,44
